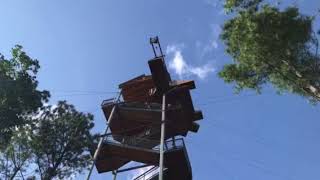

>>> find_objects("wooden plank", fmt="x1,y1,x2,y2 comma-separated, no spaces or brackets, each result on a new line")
189,122,200,133
170,80,196,90
193,110,203,121
95,157,129,173
118,74,146,88
101,100,201,137
100,143,159,165
148,57,171,92
121,76,155,102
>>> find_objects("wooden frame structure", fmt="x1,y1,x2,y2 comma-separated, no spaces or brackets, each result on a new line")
87,38,203,180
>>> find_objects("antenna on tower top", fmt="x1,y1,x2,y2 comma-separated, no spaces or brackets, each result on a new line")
150,36,164,58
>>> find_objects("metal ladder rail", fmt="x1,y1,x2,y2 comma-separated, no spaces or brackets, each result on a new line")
86,92,121,180
133,166,159,180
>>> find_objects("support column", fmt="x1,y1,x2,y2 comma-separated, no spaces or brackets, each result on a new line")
159,94,166,180
112,170,117,180
86,93,121,180
172,136,176,148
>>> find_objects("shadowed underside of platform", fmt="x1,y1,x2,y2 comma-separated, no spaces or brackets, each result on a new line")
95,138,192,180
102,101,202,139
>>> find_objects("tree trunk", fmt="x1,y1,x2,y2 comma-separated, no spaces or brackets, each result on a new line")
303,84,320,99
9,167,20,180
281,59,320,100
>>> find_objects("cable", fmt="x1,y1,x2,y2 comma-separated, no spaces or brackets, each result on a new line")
53,92,117,98
51,90,118,94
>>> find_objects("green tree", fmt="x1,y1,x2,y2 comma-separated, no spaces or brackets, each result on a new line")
0,45,50,144
224,0,262,12
29,101,96,180
219,3,320,102
0,46,97,179
0,127,32,180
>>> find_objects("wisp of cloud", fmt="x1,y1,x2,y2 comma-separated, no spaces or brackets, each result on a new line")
166,45,215,79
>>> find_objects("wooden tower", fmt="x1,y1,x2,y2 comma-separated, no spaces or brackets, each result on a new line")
87,37,203,180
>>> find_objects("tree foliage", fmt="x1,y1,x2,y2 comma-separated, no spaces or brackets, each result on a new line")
0,46,97,179
0,128,32,179
219,3,320,102
29,101,96,179
0,45,50,143
224,0,262,12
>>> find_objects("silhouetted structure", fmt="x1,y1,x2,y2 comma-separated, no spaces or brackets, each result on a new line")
88,37,203,180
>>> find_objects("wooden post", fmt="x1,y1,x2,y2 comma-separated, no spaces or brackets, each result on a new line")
159,94,166,180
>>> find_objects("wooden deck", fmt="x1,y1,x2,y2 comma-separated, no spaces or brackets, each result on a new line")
102,101,202,139
95,139,192,180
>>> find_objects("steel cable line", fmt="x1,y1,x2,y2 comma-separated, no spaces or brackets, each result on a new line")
0,91,118,96
0,92,270,130
53,92,118,98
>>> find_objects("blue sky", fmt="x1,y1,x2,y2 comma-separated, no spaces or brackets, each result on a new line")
1,0,320,179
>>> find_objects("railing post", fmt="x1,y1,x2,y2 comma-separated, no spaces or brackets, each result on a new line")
112,170,117,180
172,136,176,148
159,94,166,180
86,92,121,180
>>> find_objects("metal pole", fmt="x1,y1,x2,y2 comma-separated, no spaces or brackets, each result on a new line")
86,93,121,180
159,94,166,180
157,37,164,57
112,171,117,180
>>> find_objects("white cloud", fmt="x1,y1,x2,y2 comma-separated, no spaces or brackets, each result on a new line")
166,45,215,80
204,0,219,7
189,65,215,79
198,23,222,59
169,50,187,77
211,41,218,49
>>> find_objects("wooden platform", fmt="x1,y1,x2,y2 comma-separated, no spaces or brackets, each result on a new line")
95,139,192,180
102,101,202,139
